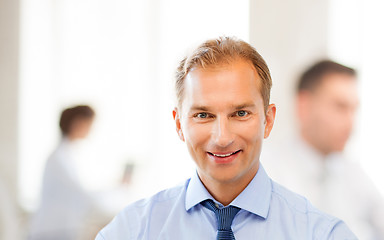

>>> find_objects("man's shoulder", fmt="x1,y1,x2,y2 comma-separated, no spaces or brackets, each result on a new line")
135,180,187,203
270,181,356,237
269,180,357,239
271,180,334,217
119,179,188,217
96,179,189,239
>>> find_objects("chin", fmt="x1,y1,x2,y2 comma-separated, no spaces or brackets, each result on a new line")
206,169,239,183
332,145,346,153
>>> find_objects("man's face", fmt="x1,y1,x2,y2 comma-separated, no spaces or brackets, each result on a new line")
173,59,275,186
70,117,94,139
299,73,358,154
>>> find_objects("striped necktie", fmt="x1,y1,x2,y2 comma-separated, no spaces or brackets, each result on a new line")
201,199,240,240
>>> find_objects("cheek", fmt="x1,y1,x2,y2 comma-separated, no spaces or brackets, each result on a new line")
236,119,264,142
321,109,344,131
182,121,211,147
311,107,330,128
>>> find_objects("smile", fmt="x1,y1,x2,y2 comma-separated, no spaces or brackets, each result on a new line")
208,150,241,158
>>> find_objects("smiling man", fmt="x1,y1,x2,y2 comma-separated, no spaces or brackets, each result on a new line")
95,37,357,239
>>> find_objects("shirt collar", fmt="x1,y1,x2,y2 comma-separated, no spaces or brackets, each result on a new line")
185,165,271,219
185,171,213,211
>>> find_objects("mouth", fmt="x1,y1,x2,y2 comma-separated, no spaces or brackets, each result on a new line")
207,150,242,163
208,150,241,157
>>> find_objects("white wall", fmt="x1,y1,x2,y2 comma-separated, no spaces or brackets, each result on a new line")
0,1,23,238
0,0,20,202
359,0,384,195
250,0,329,144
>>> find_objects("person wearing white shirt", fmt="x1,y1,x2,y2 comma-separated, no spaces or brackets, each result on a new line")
263,60,384,240
28,105,96,240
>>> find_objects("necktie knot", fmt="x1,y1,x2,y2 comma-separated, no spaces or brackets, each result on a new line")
201,200,240,239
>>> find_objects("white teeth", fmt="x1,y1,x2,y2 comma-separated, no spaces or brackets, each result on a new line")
213,152,234,157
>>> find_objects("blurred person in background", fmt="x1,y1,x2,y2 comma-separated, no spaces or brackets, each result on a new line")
263,60,384,240
28,105,105,240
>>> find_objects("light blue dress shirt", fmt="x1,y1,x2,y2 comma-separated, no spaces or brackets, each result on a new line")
96,165,357,239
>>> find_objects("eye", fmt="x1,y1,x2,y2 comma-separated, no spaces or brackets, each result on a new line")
236,110,248,117
192,112,214,121
196,112,209,118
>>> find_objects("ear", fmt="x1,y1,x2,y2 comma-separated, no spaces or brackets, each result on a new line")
264,104,276,139
173,108,185,141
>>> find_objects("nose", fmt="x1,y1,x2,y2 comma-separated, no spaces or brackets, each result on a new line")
211,116,234,148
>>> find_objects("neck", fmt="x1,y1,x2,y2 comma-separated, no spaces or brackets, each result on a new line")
208,183,245,206
65,133,81,142
198,164,259,206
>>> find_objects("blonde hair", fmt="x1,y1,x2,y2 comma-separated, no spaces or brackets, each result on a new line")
175,36,272,112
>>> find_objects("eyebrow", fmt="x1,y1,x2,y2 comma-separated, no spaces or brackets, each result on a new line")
189,103,256,112
233,103,256,110
190,105,210,112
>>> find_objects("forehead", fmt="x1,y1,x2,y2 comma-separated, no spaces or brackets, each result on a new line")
316,73,358,98
182,60,263,110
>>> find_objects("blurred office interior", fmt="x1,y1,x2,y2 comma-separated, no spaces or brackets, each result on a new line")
1,0,383,239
